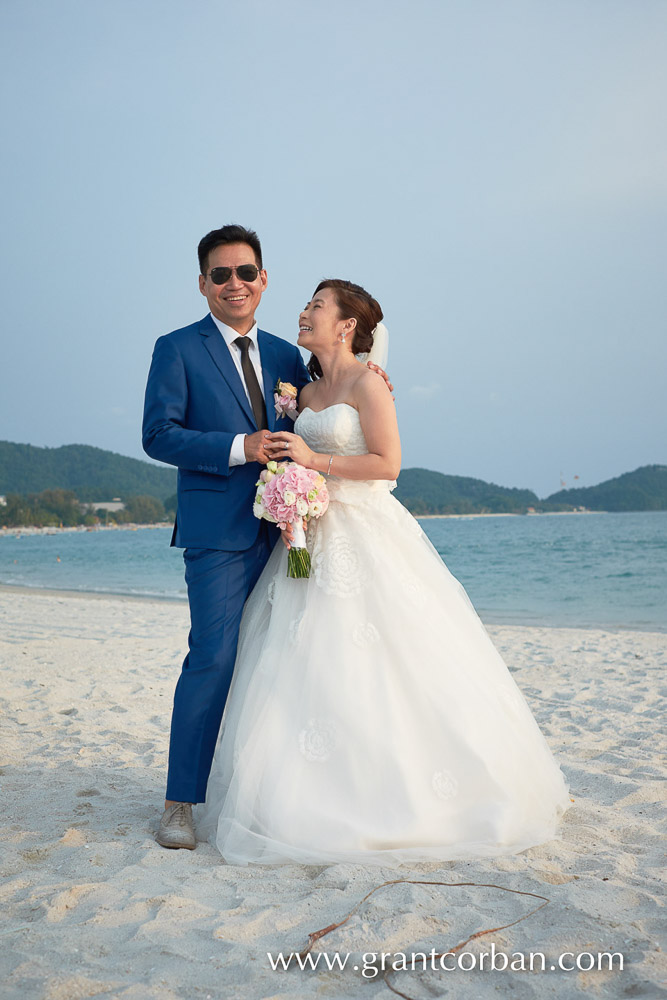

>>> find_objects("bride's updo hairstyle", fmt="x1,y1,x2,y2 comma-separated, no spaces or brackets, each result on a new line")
307,278,383,380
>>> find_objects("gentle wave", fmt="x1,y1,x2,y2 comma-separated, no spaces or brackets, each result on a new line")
1,511,666,631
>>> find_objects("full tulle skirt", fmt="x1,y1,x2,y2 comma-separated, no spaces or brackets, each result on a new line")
195,481,570,867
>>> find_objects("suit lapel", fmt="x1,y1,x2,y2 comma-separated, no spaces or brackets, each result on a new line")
199,315,257,428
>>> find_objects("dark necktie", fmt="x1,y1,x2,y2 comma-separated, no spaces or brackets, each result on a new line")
234,336,267,430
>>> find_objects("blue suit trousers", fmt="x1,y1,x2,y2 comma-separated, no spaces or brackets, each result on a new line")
166,522,275,803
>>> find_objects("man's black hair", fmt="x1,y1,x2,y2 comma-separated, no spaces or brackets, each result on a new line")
198,224,263,275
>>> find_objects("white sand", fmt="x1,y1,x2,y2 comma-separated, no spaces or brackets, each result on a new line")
1,588,665,999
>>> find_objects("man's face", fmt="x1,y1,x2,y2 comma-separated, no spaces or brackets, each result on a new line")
199,242,267,333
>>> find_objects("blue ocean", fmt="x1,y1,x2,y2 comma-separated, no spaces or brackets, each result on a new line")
1,511,665,632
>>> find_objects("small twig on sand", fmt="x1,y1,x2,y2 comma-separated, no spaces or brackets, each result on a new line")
298,878,550,1000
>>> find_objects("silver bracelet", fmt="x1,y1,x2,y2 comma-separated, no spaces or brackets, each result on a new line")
327,454,334,474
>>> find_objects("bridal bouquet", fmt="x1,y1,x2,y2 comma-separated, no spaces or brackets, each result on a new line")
253,461,329,578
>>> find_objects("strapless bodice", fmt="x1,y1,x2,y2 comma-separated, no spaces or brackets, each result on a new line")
294,403,369,455
294,403,396,503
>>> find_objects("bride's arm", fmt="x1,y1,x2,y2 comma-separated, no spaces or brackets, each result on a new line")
268,372,401,481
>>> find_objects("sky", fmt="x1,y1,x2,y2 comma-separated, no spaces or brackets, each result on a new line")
1,0,665,499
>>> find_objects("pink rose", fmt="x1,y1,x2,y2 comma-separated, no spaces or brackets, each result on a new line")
257,459,329,526
274,393,298,420
274,503,296,524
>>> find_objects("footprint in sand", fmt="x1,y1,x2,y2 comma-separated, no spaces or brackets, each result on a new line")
44,884,101,923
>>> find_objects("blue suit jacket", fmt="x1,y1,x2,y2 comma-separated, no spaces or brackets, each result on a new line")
142,314,311,550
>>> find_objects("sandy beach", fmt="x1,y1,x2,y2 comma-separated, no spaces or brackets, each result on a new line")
1,588,665,1000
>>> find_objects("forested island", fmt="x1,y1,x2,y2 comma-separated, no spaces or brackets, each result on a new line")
0,441,665,527
0,441,176,502
393,465,667,515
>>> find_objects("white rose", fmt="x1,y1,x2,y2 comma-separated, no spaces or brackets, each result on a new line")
252,502,264,519
256,483,266,496
267,461,278,473
283,490,297,505
265,470,275,482
296,498,309,516
309,501,323,516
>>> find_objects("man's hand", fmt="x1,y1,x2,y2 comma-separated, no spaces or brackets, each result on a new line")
367,362,394,397
244,430,271,464
265,431,316,467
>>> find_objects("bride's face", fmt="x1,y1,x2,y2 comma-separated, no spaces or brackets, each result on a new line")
298,287,348,350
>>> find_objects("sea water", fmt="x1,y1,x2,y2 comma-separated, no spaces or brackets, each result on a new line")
1,511,665,631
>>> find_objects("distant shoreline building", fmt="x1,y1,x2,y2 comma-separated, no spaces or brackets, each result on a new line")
84,498,125,513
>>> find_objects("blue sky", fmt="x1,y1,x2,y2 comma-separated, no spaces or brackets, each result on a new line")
1,0,665,498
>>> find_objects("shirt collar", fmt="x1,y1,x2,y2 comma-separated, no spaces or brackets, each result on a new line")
210,313,259,350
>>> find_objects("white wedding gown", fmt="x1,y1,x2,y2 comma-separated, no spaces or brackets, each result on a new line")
196,404,571,866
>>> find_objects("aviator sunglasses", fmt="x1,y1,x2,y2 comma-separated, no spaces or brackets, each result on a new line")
206,264,261,285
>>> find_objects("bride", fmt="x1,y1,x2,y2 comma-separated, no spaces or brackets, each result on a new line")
195,278,571,867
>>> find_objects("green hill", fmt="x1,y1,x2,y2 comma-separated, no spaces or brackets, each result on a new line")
0,441,176,503
545,465,667,511
394,468,541,515
1,440,665,515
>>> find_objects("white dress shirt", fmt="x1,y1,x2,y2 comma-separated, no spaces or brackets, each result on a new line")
209,314,265,467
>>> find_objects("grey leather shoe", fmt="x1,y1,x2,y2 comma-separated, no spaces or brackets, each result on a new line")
156,802,196,850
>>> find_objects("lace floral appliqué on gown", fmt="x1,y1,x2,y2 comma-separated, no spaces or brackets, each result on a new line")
196,404,571,867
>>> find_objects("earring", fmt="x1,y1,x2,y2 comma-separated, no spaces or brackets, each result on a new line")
341,332,346,342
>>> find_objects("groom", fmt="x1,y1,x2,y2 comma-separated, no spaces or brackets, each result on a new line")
142,224,310,849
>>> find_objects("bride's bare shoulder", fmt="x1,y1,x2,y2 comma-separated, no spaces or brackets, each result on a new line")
297,381,318,411
354,365,392,401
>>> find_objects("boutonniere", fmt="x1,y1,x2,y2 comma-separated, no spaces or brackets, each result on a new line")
274,379,298,421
